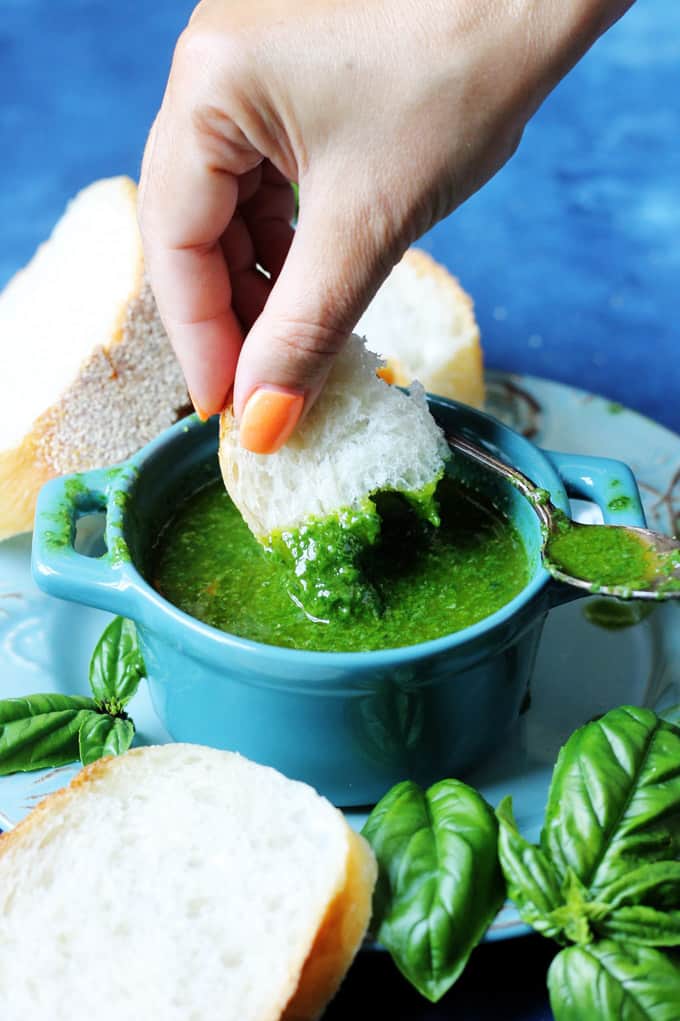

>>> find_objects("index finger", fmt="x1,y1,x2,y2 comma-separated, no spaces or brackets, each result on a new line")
138,88,259,417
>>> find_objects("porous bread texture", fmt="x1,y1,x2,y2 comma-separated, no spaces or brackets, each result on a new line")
0,745,377,1021
356,247,484,407
0,176,188,541
219,335,451,538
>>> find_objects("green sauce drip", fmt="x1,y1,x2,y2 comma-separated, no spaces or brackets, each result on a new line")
152,474,529,652
607,495,633,513
264,477,445,619
265,500,383,620
583,598,655,630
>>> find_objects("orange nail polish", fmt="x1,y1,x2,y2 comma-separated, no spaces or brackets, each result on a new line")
239,388,304,454
188,390,210,422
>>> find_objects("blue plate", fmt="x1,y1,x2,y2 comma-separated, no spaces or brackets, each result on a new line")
1,371,679,942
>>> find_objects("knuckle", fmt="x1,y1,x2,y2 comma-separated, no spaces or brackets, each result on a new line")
273,319,347,363
170,21,260,172
171,25,207,79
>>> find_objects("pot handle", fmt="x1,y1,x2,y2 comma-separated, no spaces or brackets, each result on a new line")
542,450,647,608
544,450,647,527
31,467,137,616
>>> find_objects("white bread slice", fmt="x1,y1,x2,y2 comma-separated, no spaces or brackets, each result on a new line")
357,248,484,407
0,176,189,541
0,745,377,1021
219,335,450,538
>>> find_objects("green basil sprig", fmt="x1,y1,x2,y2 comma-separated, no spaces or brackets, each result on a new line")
497,706,680,949
0,617,145,775
494,705,680,1019
362,705,680,1015
362,778,504,1002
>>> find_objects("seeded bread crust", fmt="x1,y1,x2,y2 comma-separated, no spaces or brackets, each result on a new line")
0,279,189,540
0,178,189,542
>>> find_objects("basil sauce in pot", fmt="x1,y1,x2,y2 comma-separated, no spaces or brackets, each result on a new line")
151,474,530,652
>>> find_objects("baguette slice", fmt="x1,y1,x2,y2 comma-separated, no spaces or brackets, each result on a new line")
0,745,377,1021
357,247,484,407
219,334,450,538
0,176,189,541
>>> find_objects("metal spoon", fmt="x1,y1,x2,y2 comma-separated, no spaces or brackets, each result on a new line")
446,432,680,601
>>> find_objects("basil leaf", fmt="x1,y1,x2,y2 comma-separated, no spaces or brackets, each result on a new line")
541,706,680,897
0,695,96,775
496,795,564,941
78,713,135,767
0,694,95,723
602,862,680,912
89,617,145,712
598,906,680,947
362,779,504,1002
548,941,680,1021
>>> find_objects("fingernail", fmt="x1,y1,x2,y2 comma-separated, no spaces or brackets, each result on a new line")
188,390,210,422
239,387,304,454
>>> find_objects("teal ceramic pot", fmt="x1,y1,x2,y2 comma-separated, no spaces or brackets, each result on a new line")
31,399,646,806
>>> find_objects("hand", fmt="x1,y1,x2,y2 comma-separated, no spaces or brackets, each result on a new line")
139,0,632,452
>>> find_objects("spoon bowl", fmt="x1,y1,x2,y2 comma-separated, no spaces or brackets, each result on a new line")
447,433,680,602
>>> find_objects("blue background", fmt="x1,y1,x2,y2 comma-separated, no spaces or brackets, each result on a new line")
1,0,678,434
1,1,678,1017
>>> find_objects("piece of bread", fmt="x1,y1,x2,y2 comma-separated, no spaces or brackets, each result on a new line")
0,176,189,542
356,247,484,408
0,744,377,1021
219,335,450,538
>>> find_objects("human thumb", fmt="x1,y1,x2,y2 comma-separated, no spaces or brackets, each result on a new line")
233,190,397,454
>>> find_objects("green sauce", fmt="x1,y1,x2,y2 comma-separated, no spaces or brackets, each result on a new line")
263,478,444,620
583,598,655,630
265,500,383,620
607,495,633,513
546,523,655,590
151,475,530,652
545,512,680,598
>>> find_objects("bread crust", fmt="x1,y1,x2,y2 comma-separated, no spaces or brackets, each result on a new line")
282,828,377,1021
0,178,188,541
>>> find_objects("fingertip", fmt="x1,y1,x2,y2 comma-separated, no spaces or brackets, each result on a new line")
169,308,243,418
188,393,211,422
239,387,304,454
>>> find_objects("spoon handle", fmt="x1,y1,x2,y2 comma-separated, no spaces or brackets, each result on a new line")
446,433,554,532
